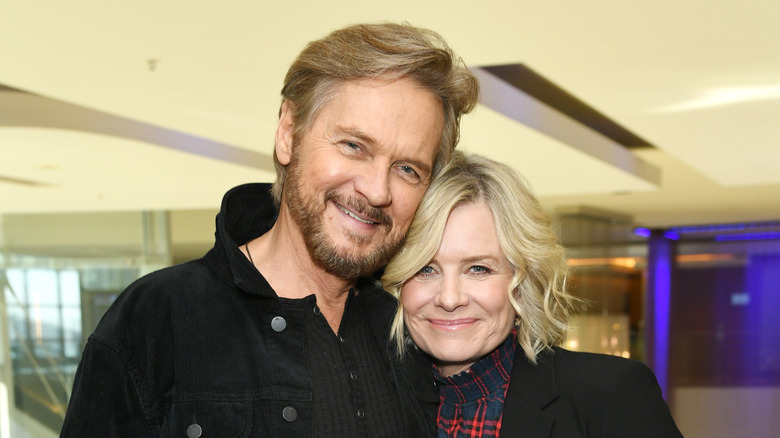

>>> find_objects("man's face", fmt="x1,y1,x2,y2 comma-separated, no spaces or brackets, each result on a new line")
279,76,445,279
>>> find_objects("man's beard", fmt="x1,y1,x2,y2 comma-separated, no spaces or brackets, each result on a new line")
284,155,406,280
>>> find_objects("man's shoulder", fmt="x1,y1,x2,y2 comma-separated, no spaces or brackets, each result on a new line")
91,259,212,335
121,259,211,302
136,258,209,285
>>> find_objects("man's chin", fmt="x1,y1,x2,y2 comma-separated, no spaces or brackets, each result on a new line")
313,243,397,279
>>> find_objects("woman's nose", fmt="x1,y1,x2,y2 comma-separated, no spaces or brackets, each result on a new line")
434,276,468,311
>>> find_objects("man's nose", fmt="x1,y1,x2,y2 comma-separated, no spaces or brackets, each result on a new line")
354,162,392,207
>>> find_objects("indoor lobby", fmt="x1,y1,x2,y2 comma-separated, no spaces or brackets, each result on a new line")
2,2,780,437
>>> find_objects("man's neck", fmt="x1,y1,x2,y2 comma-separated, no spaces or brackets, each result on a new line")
244,212,354,332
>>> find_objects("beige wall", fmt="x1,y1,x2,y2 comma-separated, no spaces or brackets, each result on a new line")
673,387,780,438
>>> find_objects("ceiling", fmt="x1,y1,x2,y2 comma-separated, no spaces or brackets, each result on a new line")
2,0,780,228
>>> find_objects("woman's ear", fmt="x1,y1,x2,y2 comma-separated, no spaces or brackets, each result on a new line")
275,100,295,166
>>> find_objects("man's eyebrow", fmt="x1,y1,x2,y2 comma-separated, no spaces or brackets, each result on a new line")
337,126,376,145
405,158,433,180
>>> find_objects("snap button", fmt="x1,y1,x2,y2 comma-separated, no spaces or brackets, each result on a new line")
282,406,298,422
338,335,346,343
350,372,358,380
312,305,321,316
271,316,287,332
186,423,202,438
356,409,365,419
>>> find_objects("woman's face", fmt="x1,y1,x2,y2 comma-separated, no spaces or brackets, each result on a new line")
402,201,517,376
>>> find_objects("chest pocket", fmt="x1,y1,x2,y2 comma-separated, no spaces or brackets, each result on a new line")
166,399,251,438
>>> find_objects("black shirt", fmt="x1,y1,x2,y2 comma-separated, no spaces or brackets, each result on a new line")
307,289,404,437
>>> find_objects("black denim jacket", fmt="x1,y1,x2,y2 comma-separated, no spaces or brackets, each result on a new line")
61,183,438,437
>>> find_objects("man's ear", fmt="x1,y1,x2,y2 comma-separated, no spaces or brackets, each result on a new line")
276,100,295,166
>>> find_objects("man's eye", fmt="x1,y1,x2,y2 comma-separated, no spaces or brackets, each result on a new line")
344,141,361,150
397,164,421,182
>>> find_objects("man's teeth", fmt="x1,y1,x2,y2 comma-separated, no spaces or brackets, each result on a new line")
337,205,375,224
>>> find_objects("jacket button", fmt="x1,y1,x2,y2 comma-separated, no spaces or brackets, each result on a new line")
282,406,298,422
186,423,202,438
271,316,287,332
312,305,321,316
356,409,365,419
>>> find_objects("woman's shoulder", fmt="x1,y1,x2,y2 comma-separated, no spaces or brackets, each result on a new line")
507,347,681,437
543,347,660,390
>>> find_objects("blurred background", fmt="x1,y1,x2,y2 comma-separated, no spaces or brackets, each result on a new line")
1,1,779,436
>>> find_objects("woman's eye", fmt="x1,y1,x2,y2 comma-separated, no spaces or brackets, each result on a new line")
470,265,490,274
417,265,434,276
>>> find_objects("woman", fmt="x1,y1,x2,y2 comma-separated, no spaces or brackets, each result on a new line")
382,152,683,438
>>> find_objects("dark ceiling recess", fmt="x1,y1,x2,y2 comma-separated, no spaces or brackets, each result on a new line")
480,64,654,149
0,84,23,92
0,175,49,187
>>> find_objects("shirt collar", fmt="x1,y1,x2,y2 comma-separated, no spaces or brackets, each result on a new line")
434,330,517,403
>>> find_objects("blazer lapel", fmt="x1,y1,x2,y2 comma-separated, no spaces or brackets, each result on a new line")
500,349,559,438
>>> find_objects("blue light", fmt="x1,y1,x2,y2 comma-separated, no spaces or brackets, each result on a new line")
671,220,780,234
715,232,780,242
634,227,651,238
663,230,680,241
647,233,672,399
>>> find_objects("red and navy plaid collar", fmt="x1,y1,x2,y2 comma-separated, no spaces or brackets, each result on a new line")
434,330,517,437
434,330,516,403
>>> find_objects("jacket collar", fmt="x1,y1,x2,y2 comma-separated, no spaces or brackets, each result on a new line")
500,347,560,438
204,183,279,298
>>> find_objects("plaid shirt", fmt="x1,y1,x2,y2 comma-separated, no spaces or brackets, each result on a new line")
434,331,516,438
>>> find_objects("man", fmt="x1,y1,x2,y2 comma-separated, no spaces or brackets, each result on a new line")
61,23,478,437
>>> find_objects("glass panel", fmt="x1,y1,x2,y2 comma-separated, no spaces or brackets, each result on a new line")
5,304,26,338
29,307,61,343
63,340,81,359
0,209,178,436
671,238,780,386
5,267,27,305
61,307,81,338
59,270,80,307
27,269,59,306
33,339,63,358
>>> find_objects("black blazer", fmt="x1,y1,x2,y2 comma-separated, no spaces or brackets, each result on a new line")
500,347,684,437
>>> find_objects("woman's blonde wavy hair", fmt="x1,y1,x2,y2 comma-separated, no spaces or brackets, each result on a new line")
381,152,577,364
